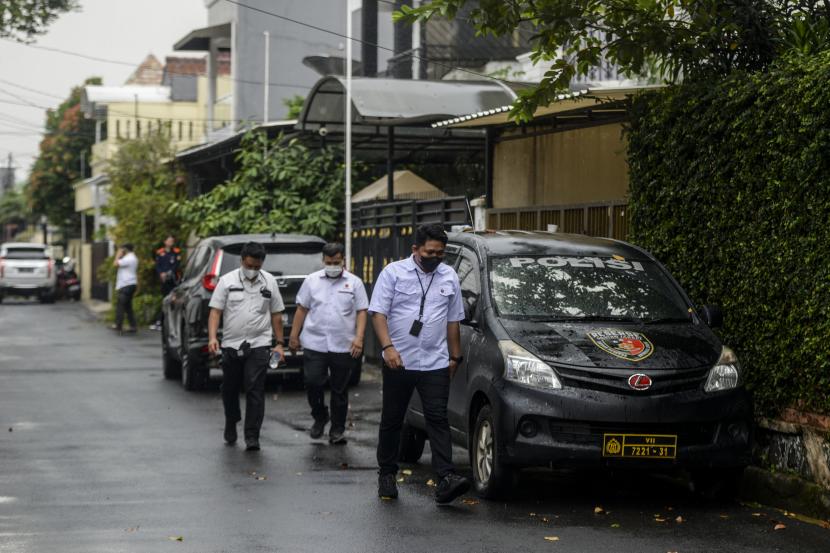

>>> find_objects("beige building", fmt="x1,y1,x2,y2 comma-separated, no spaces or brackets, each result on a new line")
72,54,231,301
432,86,660,239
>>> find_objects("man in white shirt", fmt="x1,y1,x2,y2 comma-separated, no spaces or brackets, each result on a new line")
111,243,138,334
207,242,286,451
289,243,368,445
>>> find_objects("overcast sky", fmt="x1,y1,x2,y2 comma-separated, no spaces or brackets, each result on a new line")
0,0,206,181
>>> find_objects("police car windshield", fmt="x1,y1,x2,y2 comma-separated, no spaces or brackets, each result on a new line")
220,244,324,276
490,255,690,323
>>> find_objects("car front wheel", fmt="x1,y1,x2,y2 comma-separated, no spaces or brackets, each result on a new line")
180,324,207,391
161,318,181,380
471,404,515,499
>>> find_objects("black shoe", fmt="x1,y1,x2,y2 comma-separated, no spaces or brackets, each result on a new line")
309,414,330,439
435,473,471,504
328,429,347,445
224,420,237,445
378,473,398,499
245,438,260,451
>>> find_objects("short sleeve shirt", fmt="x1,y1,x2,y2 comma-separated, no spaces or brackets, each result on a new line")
368,255,464,371
208,268,285,349
295,270,369,353
115,252,138,290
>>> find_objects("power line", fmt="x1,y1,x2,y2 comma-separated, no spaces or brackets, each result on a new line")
0,38,311,90
222,0,513,84
0,78,65,100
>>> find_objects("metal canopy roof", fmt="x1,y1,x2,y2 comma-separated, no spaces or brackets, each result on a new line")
299,76,517,127
173,23,232,51
432,85,663,128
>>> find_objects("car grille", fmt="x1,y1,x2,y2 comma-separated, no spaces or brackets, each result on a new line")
553,364,709,396
548,420,717,447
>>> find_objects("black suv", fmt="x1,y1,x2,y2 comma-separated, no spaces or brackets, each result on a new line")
400,231,752,498
162,233,331,390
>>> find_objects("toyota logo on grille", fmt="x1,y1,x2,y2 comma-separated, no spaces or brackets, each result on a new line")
628,373,652,391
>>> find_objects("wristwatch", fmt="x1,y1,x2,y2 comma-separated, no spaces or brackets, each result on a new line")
450,356,464,364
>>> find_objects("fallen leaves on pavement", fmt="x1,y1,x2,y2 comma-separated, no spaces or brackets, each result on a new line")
461,498,479,506
544,536,560,542
426,479,436,487
610,523,621,528
773,523,786,531
168,536,183,542
675,516,685,524
401,469,413,476
594,506,604,514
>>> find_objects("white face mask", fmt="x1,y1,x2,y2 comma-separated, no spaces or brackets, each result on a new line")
241,267,259,280
324,265,343,279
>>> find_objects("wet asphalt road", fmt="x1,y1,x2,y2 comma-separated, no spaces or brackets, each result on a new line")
1,300,829,553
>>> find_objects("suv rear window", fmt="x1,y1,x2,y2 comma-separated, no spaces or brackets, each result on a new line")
2,248,48,260
220,243,324,276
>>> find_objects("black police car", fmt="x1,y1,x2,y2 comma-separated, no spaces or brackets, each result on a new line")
399,231,752,498
161,233,335,390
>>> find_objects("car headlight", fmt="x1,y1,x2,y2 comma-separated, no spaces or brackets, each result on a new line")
498,340,562,390
704,346,741,393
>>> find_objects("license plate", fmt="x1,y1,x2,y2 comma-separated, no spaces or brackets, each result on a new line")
17,267,34,273
602,433,677,459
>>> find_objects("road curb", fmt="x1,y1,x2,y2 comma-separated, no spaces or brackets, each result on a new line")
739,466,830,521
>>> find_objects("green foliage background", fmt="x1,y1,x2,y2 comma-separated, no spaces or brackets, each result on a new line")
102,133,188,325
626,53,830,415
173,131,361,239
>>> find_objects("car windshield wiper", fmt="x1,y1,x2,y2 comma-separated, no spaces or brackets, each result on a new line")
642,317,691,325
538,315,645,323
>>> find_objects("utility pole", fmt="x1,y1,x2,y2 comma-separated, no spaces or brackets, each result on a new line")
263,31,270,123
345,3,353,267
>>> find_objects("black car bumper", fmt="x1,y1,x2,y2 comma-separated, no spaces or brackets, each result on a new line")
493,381,753,469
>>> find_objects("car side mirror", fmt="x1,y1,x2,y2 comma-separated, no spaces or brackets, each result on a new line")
700,305,723,328
462,298,479,327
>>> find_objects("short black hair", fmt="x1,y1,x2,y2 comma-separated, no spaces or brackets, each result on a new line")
322,242,345,257
414,223,448,246
240,241,266,261
122,243,134,252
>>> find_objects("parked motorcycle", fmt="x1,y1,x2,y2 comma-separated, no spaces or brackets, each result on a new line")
56,257,81,301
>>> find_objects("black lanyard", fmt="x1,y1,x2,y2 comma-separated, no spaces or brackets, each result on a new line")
415,271,436,321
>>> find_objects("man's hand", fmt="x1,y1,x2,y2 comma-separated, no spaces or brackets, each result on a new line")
272,344,285,362
383,346,403,369
350,337,364,359
208,337,220,355
448,359,459,379
288,335,300,353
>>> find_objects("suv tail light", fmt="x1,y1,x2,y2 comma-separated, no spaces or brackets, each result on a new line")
0,257,4,278
47,258,54,278
202,249,224,291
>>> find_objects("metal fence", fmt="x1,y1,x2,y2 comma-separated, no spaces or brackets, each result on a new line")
486,200,629,240
349,196,470,360
90,241,110,302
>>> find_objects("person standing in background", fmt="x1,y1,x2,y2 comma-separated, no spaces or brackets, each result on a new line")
111,243,138,335
150,235,182,331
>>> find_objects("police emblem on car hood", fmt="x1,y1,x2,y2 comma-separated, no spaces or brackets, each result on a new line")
587,328,654,362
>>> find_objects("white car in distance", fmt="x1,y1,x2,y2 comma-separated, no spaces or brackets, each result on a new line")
0,243,58,303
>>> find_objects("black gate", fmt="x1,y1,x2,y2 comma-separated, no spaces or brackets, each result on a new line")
90,241,110,302
349,196,470,360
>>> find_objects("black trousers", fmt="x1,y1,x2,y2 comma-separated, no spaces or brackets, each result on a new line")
154,280,176,324
115,285,137,330
303,348,355,433
377,366,454,478
221,346,269,440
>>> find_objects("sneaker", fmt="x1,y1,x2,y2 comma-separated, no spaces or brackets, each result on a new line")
328,429,347,445
309,414,330,439
378,473,398,499
224,420,237,445
434,473,471,504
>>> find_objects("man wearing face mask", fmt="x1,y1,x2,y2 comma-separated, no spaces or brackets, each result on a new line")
369,223,470,504
207,241,285,451
289,242,368,444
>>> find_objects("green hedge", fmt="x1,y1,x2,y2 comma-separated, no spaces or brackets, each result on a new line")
627,53,830,415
